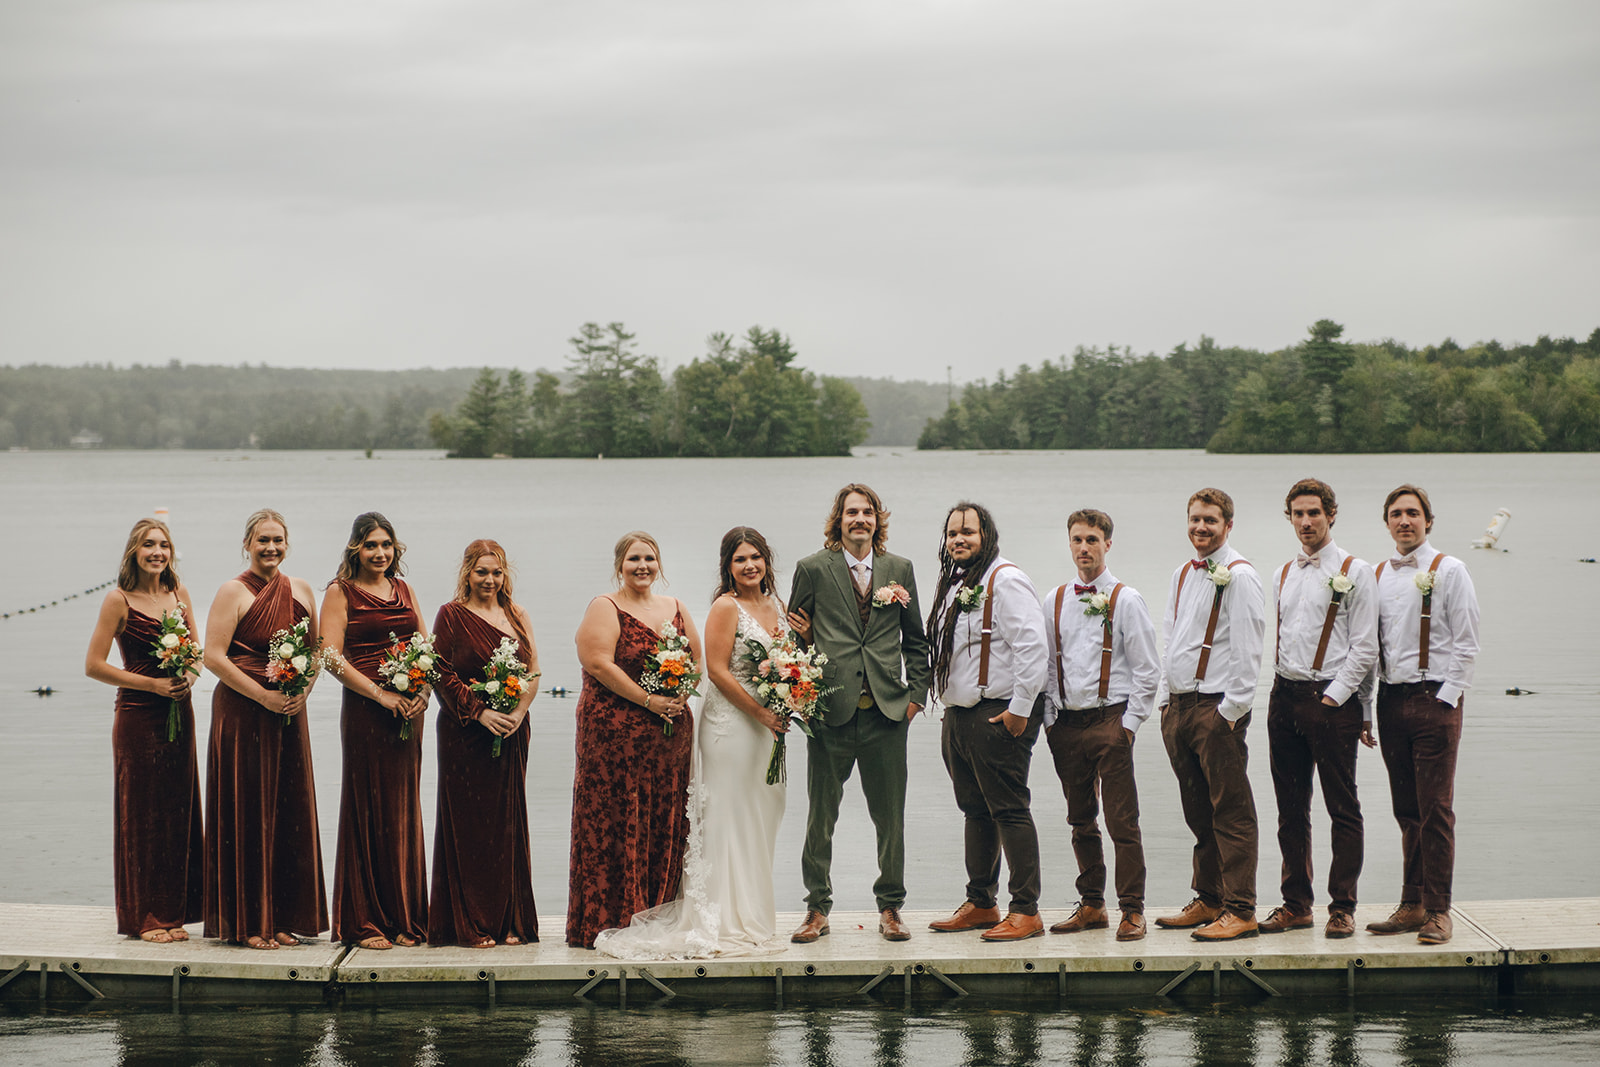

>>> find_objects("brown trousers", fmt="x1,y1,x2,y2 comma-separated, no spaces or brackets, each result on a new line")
1377,682,1462,911
1045,704,1145,912
1161,691,1258,917
1268,678,1364,916
941,697,1042,915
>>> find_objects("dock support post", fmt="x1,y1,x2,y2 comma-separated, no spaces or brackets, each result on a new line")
1157,962,1200,997
903,965,912,1008
636,968,675,1000
483,970,495,1008
1058,962,1067,1003
57,964,104,1000
618,969,627,1009
38,962,47,1006
1346,960,1356,999
171,967,181,1010
774,966,783,1009
574,970,608,999
925,966,968,998
1212,961,1221,998
0,961,27,994
855,965,894,996
1230,960,1280,997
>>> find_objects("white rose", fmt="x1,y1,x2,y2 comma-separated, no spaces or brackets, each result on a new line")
161,633,181,649
775,683,790,700
1088,593,1110,611
278,642,296,659
416,654,434,672
291,655,308,672
1330,574,1355,594
1210,566,1233,587
393,675,411,692
758,683,771,698
484,679,501,694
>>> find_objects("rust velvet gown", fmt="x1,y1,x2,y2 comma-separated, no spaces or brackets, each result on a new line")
203,571,328,942
427,602,538,945
112,597,203,936
565,600,694,948
331,577,428,945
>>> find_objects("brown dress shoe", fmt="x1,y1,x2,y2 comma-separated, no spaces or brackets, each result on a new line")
1154,898,1222,929
1417,911,1452,944
790,909,829,944
879,907,911,942
980,912,1045,941
1366,903,1427,935
1258,906,1314,933
1050,902,1109,934
1116,913,1147,941
929,902,1002,932
1324,911,1356,939
1191,912,1259,941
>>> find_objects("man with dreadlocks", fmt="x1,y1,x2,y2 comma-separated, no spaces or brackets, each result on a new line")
925,502,1050,941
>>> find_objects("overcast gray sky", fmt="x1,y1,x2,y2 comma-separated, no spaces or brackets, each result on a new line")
2,0,1595,380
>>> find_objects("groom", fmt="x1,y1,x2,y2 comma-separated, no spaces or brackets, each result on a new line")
787,483,931,943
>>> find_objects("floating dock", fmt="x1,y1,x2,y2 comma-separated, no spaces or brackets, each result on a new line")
2,900,1596,1009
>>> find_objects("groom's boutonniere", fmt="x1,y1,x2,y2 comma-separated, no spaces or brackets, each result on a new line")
1327,572,1355,604
1080,591,1113,629
955,584,986,613
1203,559,1234,587
872,581,911,609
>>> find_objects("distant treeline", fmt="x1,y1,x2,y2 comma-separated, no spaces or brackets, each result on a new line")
918,322,1600,453
428,323,871,458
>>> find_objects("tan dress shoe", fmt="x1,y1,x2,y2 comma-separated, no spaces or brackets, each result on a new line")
1154,898,1223,929
980,912,1045,941
1324,911,1356,939
1050,903,1109,934
1366,903,1427,935
1258,906,1314,933
1191,912,1259,941
1116,913,1147,941
879,907,911,942
790,909,829,944
1417,911,1452,944
929,902,1002,932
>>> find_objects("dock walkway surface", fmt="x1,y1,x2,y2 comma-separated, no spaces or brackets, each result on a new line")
3,900,1596,1008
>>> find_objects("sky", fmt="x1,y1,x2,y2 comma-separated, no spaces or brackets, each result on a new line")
1,0,1596,381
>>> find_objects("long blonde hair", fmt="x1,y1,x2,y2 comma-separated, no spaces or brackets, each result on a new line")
241,508,290,559
117,518,180,593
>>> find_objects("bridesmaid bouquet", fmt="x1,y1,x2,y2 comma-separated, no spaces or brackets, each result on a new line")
469,636,539,758
744,629,837,785
640,621,701,737
378,631,440,741
148,608,203,742
265,618,324,727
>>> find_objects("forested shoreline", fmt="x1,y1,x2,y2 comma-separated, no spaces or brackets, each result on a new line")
918,322,1600,453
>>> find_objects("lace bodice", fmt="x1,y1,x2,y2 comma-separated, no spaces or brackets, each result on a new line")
728,599,778,685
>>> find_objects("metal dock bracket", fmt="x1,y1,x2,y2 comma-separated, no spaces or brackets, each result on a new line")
635,967,676,1000
1156,961,1201,997
855,965,895,996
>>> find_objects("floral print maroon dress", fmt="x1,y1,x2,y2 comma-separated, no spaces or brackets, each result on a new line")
565,599,695,948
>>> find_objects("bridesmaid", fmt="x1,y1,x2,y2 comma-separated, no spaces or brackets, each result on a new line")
566,531,699,948
428,539,541,948
201,508,328,949
84,518,203,943
322,511,429,950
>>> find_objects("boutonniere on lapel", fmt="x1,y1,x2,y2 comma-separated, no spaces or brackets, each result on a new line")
1080,591,1113,629
1326,572,1355,604
955,584,986,613
1202,559,1233,588
871,581,911,609
1413,571,1437,599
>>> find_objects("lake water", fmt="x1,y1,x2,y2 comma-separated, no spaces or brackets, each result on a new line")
1,447,1597,1063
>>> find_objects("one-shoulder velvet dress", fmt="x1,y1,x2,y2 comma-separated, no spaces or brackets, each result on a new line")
331,577,428,945
566,600,694,948
203,571,328,942
427,601,538,945
112,596,203,936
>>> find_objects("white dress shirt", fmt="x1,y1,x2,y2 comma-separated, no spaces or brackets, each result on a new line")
1040,568,1160,732
1376,541,1480,708
1272,540,1379,714
844,547,873,591
1156,542,1266,722
934,556,1049,719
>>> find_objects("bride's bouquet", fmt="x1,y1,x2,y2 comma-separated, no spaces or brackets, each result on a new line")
264,617,324,728
469,636,539,758
149,608,203,742
744,629,837,785
378,631,439,741
640,620,701,736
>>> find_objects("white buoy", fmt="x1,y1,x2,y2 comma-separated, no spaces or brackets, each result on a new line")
1472,508,1511,550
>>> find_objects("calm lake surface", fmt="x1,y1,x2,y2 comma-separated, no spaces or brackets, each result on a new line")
1,447,1597,1064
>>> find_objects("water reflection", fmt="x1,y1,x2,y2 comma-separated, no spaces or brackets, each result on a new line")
1,1000,1594,1067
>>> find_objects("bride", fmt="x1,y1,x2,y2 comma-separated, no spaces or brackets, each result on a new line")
594,526,790,959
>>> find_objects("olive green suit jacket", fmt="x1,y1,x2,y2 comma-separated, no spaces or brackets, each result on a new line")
789,548,931,727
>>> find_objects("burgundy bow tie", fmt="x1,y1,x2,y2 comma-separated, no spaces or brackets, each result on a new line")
1190,559,1208,570
1390,554,1418,568
1074,584,1096,595
1296,553,1319,568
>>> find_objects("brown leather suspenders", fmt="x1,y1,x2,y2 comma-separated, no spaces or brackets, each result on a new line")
1053,582,1125,704
1312,557,1356,672
976,563,1018,690
1374,552,1447,675
1195,560,1246,682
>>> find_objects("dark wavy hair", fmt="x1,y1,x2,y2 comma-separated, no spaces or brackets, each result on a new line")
822,483,889,554
926,501,1000,694
454,538,534,669
1284,478,1337,522
333,511,406,584
713,526,777,602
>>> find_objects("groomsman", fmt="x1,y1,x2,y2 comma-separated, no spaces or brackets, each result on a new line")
1367,484,1480,945
926,502,1050,941
1263,478,1378,939
787,484,931,943
1040,509,1159,942
1154,488,1267,941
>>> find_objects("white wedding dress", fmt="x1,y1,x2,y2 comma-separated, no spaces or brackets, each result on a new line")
594,598,788,959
